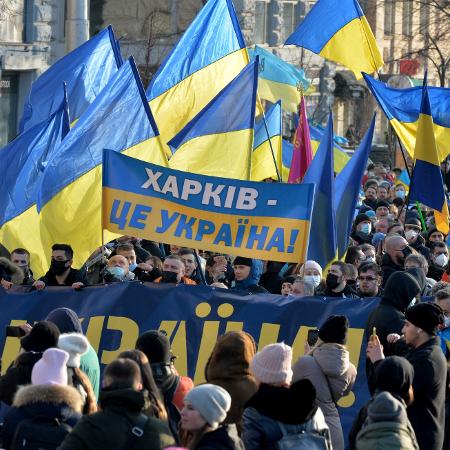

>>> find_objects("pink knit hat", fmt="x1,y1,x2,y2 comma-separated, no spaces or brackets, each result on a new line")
31,348,69,386
250,342,293,385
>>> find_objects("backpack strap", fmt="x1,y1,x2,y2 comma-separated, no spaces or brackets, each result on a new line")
122,413,149,450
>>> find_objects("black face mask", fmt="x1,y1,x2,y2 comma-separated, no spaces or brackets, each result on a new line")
326,273,340,289
347,279,356,287
50,259,69,276
161,271,178,283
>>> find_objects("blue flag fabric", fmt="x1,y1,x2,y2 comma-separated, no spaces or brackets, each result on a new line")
20,26,122,132
303,112,337,268
335,115,375,257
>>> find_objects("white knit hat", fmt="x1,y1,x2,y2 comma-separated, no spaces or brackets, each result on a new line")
250,343,293,385
32,348,69,386
58,333,89,368
299,260,323,278
184,384,231,430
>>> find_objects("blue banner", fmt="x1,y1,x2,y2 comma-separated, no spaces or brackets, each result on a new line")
102,150,315,263
0,283,377,441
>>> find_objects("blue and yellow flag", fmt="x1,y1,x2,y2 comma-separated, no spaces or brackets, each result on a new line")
251,101,282,182
281,139,294,182
409,84,449,234
303,113,337,268
168,60,259,181
285,0,383,79
147,0,249,151
248,46,310,113
37,58,167,270
396,169,410,190
335,115,375,257
0,89,70,276
20,26,122,132
363,73,450,161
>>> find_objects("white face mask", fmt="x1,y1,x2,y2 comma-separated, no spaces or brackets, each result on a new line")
434,253,449,267
405,229,418,241
303,275,321,288
365,256,376,263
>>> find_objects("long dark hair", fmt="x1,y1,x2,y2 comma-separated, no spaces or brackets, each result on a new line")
119,349,168,420
181,424,214,450
68,367,97,415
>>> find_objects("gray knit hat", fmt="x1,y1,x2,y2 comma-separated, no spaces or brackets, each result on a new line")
184,384,231,430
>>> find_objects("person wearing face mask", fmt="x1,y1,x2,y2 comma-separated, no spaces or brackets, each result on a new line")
103,255,135,282
393,184,406,200
381,235,412,287
153,255,196,285
351,214,373,245
34,244,87,290
428,241,449,281
316,261,357,298
359,243,377,263
298,259,323,292
404,217,430,259
10,248,34,285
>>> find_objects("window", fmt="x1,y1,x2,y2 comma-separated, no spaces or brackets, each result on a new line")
255,1,269,44
0,72,19,147
384,0,395,35
0,0,25,42
283,2,296,41
402,0,412,36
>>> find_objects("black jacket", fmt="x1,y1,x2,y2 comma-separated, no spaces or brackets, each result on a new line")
428,263,446,282
57,387,174,450
40,268,87,286
410,234,430,260
381,253,404,287
196,424,244,450
406,337,447,450
316,284,358,298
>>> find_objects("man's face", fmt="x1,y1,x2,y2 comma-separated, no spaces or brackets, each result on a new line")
328,265,344,286
402,320,420,347
388,239,409,266
51,250,72,269
363,248,376,261
437,297,450,322
11,252,29,269
405,225,420,243
432,246,449,265
375,219,388,234
377,187,388,200
291,282,306,297
365,187,377,200
116,249,136,266
358,269,380,296
233,264,251,281
180,254,197,277
163,258,184,282
353,250,366,268
108,255,129,274
170,245,181,254
376,206,389,219
429,231,444,243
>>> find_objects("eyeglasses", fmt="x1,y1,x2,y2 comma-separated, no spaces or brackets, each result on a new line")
358,276,377,282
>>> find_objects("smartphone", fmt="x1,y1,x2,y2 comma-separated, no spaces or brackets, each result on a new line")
5,325,26,338
307,329,320,347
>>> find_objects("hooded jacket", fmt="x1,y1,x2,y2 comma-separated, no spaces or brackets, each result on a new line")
0,257,24,285
292,342,357,450
2,384,83,450
231,260,267,293
381,253,404,287
410,234,430,260
205,332,258,433
242,380,331,450
57,387,175,450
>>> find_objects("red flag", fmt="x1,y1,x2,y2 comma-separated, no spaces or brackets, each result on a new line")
288,96,313,183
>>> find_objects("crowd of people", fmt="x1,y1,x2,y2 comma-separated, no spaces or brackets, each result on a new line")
0,161,450,449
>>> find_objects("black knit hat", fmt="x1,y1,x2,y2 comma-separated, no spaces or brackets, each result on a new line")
233,256,252,267
375,356,414,400
21,320,60,352
354,213,371,229
136,330,172,364
405,303,445,335
405,217,421,229
319,315,349,345
376,200,390,210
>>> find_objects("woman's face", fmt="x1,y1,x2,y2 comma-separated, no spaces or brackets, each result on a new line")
180,401,207,431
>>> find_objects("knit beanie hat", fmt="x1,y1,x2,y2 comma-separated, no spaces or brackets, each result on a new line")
32,348,69,385
21,321,60,352
46,307,83,334
375,356,414,400
58,333,89,368
299,260,323,278
250,342,293,385
367,391,407,423
405,302,445,335
354,213,371,228
184,384,231,430
376,200,390,210
233,256,252,267
136,330,172,364
319,315,349,345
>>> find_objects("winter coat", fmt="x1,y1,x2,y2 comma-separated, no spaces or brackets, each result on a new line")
0,352,42,405
79,344,100,400
0,257,24,285
381,253,404,287
40,267,87,286
292,342,356,450
428,263,446,282
56,386,175,450
205,331,258,433
242,380,331,450
196,424,245,450
231,260,267,293
355,391,419,450
410,234,430,260
2,384,83,450
315,284,358,298
406,337,447,450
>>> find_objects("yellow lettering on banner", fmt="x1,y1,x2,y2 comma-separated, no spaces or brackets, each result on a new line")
84,316,105,353
258,323,280,349
1,320,27,375
101,316,139,365
225,322,244,333
171,322,188,377
194,321,220,385
291,325,316,362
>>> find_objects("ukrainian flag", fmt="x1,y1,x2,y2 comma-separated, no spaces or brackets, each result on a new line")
396,168,410,190
0,89,70,276
285,0,383,79
363,73,450,161
282,139,294,182
409,83,449,234
20,26,122,132
251,101,282,182
248,46,310,113
168,60,258,181
147,0,249,152
37,58,168,270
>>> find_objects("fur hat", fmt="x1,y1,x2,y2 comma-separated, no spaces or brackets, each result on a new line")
32,348,69,385
250,343,293,385
58,333,89,368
